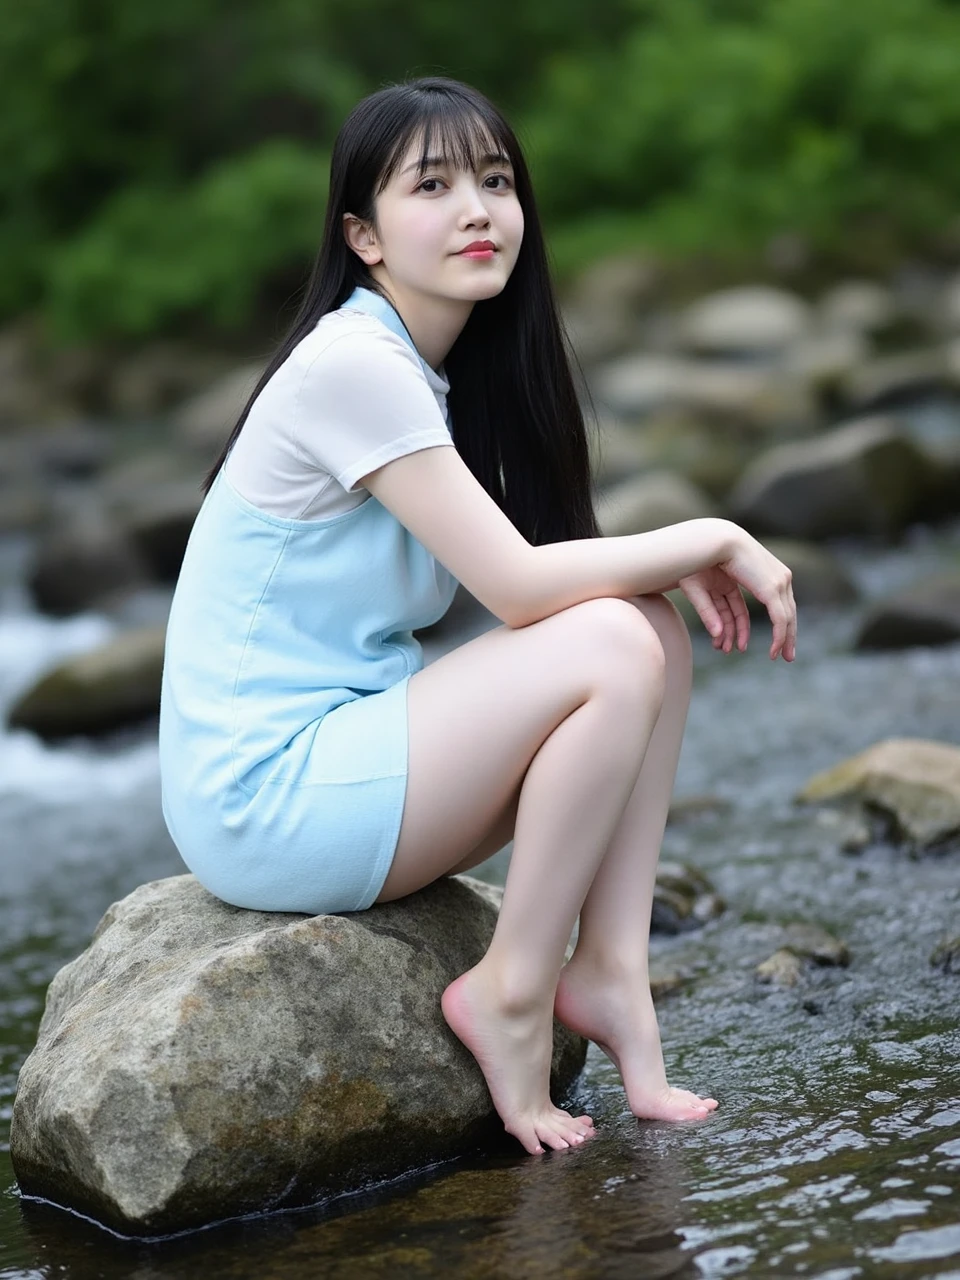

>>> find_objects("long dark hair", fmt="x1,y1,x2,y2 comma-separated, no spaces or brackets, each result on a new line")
201,76,600,545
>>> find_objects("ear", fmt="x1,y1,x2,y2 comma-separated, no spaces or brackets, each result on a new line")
343,214,383,266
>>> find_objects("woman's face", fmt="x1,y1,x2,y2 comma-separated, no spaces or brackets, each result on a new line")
347,127,525,306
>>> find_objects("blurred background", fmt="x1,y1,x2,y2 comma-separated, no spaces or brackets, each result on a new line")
2,2,960,1277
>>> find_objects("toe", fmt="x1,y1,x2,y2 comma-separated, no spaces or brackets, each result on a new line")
537,1121,571,1151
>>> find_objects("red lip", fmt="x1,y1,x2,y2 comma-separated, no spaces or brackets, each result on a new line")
458,240,496,253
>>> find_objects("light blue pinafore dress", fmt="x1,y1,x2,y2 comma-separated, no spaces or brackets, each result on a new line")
158,286,459,914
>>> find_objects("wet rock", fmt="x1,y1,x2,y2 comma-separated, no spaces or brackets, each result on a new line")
784,329,871,398
676,286,812,356
729,416,930,539
9,873,586,1236
170,362,265,459
854,574,960,650
105,342,235,419
26,501,149,616
27,422,111,480
592,354,815,431
798,738,960,853
7,624,165,741
666,794,732,826
781,922,850,967
650,861,724,933
0,438,49,533
818,281,898,335
650,885,693,934
597,471,717,538
841,349,950,411
649,971,687,1000
930,937,960,974
756,949,805,988
747,539,859,616
115,479,204,583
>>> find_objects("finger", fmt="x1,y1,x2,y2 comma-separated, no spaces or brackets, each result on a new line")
684,582,724,642
727,587,750,651
784,580,798,661
768,598,787,659
713,593,736,652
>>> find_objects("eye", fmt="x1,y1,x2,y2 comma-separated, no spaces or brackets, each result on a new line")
415,176,445,193
484,173,513,190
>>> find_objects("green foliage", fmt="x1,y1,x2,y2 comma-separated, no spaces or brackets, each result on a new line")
45,141,330,339
528,0,960,268
5,0,960,339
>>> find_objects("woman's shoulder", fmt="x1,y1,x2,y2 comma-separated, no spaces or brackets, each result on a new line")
290,308,423,382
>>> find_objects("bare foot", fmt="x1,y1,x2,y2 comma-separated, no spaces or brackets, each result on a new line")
441,965,596,1155
553,959,718,1122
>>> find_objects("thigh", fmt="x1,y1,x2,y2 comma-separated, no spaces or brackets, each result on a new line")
375,595,666,903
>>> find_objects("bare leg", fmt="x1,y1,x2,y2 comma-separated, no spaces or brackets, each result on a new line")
554,594,719,1120
375,597,668,1154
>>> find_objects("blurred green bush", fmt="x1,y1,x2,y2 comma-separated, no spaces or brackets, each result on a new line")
4,0,960,341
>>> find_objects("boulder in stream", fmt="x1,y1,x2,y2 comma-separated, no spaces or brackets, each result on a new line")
930,937,960,974
797,738,960,854
6,624,165,741
10,873,586,1237
854,573,960,650
729,416,931,539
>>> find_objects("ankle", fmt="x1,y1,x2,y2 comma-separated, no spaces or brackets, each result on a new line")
472,954,555,1018
565,946,649,985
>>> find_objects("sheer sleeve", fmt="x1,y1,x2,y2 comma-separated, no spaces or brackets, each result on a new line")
293,324,455,493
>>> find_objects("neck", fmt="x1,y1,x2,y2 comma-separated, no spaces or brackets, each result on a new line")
365,269,472,372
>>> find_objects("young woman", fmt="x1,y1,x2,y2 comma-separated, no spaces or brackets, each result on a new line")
158,76,797,1158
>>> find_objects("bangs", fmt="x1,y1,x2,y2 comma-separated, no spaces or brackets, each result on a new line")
376,101,514,191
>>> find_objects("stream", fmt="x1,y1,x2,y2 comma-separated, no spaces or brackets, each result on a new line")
1,512,959,1279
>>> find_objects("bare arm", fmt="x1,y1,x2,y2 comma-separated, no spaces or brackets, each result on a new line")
360,445,738,626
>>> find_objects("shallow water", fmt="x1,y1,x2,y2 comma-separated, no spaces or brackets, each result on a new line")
1,520,959,1278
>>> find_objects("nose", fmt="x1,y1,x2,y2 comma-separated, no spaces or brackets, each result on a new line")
457,178,491,228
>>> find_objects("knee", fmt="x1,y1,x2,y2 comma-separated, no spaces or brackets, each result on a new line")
628,593,693,673
568,597,668,696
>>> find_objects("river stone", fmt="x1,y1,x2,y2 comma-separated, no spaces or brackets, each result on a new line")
676,286,812,355
840,348,950,411
854,574,960,650
592,354,815,431
10,873,587,1237
930,937,960,974
781,923,850,967
597,471,716,537
26,502,149,617
728,416,930,539
797,738,960,852
6,624,165,741
113,479,204,583
818,281,897,335
756,949,806,988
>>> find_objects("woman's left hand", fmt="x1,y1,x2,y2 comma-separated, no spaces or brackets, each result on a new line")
676,565,751,653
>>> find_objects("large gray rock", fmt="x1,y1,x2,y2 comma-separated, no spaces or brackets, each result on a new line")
729,416,931,539
10,874,587,1236
855,573,960,650
676,286,812,355
26,501,149,617
592,354,815,431
7,624,165,740
797,738,960,853
597,471,716,537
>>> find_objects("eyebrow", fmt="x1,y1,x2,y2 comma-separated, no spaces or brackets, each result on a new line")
401,152,513,177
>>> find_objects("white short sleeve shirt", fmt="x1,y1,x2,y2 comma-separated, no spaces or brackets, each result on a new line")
223,305,455,521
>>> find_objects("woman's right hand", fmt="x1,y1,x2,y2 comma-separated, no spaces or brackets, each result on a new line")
678,528,797,661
